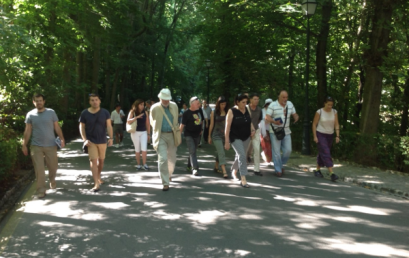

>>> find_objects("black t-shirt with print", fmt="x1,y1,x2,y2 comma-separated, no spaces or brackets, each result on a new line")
182,109,203,138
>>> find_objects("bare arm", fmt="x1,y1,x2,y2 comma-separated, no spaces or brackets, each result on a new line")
79,122,90,146
22,123,32,156
265,114,282,125
312,112,320,143
334,113,340,143
292,113,299,123
54,122,65,148
179,123,185,132
208,111,214,144
127,111,137,124
224,109,233,150
106,119,113,147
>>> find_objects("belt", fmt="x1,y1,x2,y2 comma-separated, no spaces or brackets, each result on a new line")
161,131,173,133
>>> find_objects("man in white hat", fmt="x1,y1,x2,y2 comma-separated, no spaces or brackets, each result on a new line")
149,88,179,191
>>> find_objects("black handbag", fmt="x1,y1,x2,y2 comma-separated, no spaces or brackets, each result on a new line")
271,106,288,141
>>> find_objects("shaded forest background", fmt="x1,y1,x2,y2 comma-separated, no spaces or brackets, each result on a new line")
1,0,409,182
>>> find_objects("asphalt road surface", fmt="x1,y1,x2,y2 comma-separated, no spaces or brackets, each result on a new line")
1,135,409,258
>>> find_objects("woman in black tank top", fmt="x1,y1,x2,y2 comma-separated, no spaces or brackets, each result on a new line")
224,94,256,188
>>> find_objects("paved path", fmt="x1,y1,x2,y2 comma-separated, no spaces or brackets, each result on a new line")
1,135,409,257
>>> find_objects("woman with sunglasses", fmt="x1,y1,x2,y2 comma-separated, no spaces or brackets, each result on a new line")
225,94,256,187
312,96,340,181
208,96,229,178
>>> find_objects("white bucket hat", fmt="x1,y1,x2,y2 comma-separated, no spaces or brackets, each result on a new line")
264,98,273,106
158,88,172,100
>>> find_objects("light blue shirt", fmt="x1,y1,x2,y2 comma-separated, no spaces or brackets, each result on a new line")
161,105,174,132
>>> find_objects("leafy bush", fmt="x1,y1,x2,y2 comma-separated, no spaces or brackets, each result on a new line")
400,136,409,166
0,127,31,181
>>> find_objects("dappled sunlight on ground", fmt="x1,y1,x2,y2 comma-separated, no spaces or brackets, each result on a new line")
1,137,409,257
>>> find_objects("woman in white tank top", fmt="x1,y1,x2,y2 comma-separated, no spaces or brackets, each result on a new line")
312,97,340,181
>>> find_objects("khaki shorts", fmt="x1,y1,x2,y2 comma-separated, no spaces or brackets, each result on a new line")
88,143,107,160
113,124,123,135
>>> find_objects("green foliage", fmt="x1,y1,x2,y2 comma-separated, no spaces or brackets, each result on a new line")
0,127,30,181
400,137,409,166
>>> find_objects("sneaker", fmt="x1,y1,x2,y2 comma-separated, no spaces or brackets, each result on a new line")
115,144,119,148
136,165,142,170
142,164,149,170
254,171,263,176
314,170,323,178
330,173,339,181
192,169,200,176
186,167,192,172
119,142,124,147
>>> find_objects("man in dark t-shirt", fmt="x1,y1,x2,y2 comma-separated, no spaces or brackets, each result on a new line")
79,93,113,192
180,96,203,176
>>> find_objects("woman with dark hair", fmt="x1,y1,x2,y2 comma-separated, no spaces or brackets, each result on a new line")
312,96,340,181
128,99,150,170
208,96,229,178
224,94,256,187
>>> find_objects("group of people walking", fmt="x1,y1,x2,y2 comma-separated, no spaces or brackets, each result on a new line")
22,88,340,197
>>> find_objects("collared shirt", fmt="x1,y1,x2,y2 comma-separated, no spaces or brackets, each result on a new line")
161,105,174,132
266,100,296,135
111,109,125,124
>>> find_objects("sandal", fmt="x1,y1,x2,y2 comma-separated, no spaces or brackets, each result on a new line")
213,168,223,174
240,182,250,188
223,172,228,179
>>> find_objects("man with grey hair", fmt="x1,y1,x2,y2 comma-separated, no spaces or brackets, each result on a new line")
265,90,299,177
150,88,180,191
180,96,204,176
22,93,65,198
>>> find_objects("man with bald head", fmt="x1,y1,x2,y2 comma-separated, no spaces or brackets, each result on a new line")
265,90,299,177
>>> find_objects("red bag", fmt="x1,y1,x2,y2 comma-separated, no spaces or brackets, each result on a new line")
260,132,272,163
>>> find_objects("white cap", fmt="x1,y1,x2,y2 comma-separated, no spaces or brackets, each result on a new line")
264,98,273,106
158,88,172,100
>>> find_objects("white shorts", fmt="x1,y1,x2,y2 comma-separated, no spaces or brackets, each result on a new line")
131,131,148,152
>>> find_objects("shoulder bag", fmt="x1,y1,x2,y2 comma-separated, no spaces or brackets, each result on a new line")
126,112,138,133
271,106,288,141
160,106,182,147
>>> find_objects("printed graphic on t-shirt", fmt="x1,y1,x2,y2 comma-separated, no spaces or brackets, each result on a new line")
193,114,202,125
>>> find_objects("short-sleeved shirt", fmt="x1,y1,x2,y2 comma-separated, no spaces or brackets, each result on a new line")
229,108,251,143
182,109,203,138
316,108,337,134
79,108,111,144
266,100,296,135
202,106,211,120
247,105,263,130
25,108,58,147
111,109,125,124
136,112,147,132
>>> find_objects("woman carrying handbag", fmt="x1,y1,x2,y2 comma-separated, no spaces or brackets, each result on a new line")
128,99,150,170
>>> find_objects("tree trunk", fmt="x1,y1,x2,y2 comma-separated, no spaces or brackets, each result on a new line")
315,0,333,107
288,47,295,98
91,37,101,94
76,51,84,110
400,73,409,137
110,68,120,111
360,0,396,134
357,0,397,164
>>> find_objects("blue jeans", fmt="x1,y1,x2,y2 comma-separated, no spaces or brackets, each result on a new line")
270,133,292,173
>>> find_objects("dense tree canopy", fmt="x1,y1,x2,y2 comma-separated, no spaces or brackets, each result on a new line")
1,0,409,173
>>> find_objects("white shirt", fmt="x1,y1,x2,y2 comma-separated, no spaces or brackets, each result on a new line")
266,100,296,135
111,109,125,124
316,108,337,134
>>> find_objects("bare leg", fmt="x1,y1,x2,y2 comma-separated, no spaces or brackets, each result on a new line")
98,158,105,184
328,167,333,174
90,159,100,189
115,133,120,145
214,161,219,169
241,175,247,185
142,151,147,165
135,152,141,165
